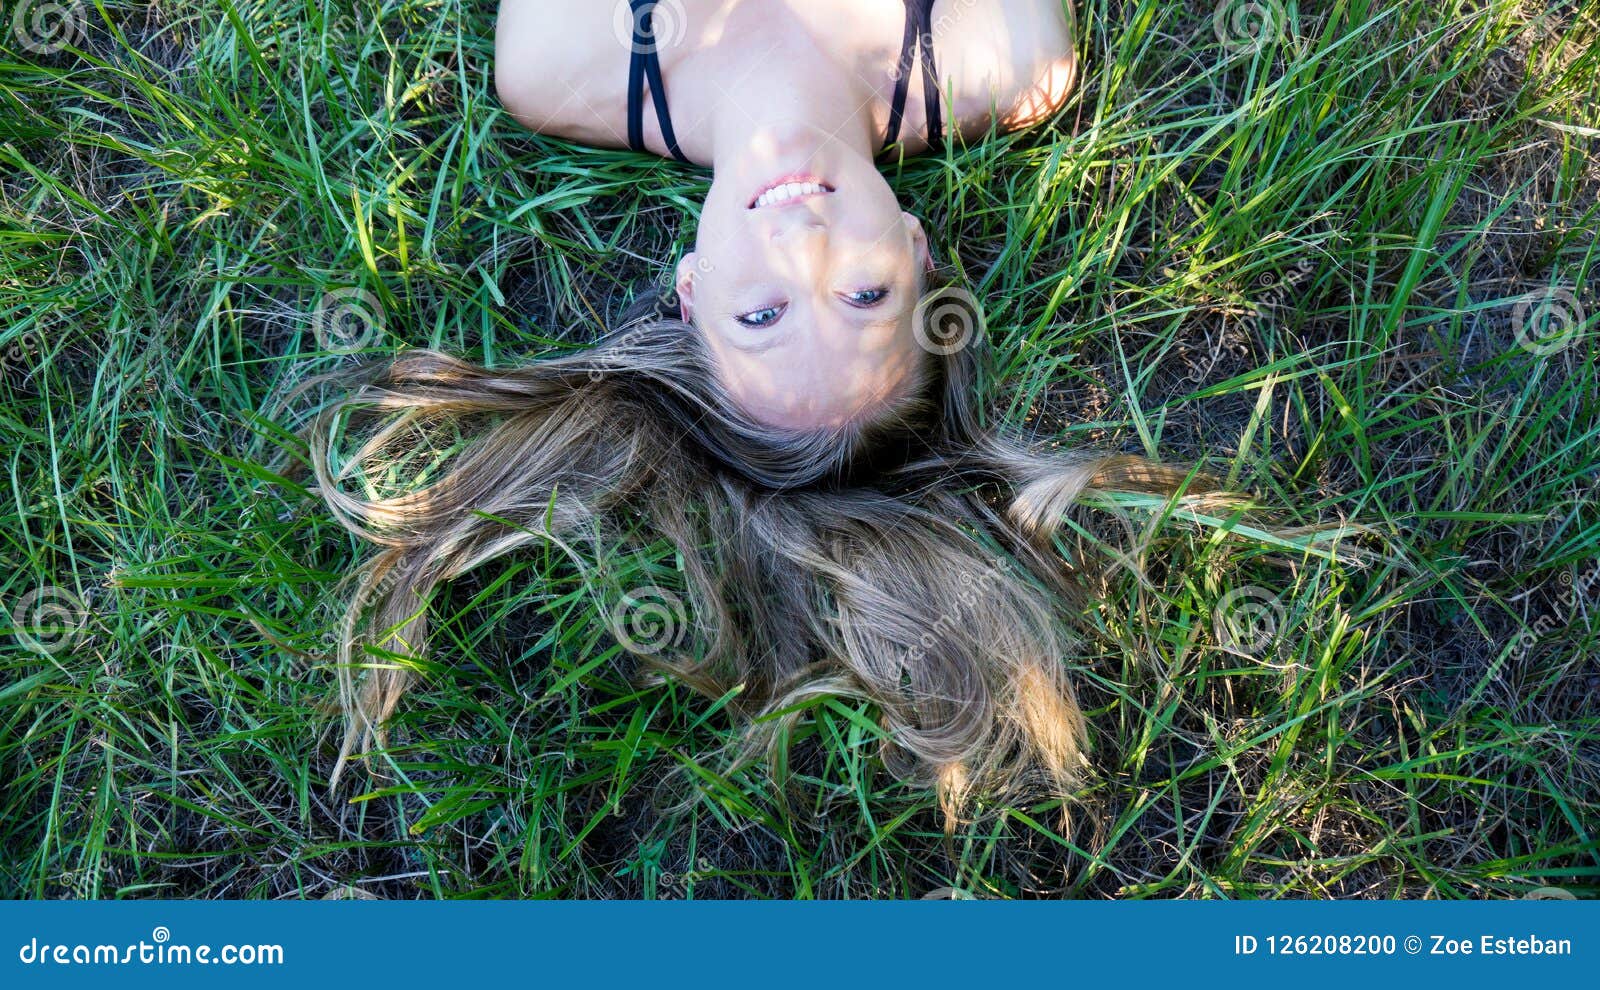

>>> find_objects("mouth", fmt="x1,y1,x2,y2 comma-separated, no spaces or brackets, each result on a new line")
747,174,835,209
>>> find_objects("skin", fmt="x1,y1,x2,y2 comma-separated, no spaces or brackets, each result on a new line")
496,0,1079,428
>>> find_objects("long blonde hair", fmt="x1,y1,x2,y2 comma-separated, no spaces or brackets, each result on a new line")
304,289,1213,820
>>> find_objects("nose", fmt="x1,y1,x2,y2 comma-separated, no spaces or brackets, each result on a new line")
764,213,828,277
768,214,827,243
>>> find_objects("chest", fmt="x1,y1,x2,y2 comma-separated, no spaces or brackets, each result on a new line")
499,0,1076,156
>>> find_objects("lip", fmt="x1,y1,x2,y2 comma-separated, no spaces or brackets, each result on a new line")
747,174,835,209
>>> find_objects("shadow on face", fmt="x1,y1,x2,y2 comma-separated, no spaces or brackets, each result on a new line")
677,146,933,430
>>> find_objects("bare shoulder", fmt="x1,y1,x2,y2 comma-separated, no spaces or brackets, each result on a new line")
936,0,1079,135
494,0,632,145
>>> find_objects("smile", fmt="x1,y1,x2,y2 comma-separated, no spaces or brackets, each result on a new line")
748,175,835,209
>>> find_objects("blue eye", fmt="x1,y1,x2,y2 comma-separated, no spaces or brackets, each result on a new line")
735,304,785,328
846,287,889,307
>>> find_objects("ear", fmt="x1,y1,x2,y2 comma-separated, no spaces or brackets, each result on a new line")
674,253,699,322
903,212,934,273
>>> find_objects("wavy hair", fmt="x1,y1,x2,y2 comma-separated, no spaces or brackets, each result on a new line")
303,288,1217,820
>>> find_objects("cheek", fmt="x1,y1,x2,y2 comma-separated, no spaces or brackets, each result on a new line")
838,190,910,242
690,231,759,287
882,336,921,384
857,319,903,352
697,182,761,252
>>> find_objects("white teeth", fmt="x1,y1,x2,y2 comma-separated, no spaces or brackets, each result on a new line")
753,181,826,207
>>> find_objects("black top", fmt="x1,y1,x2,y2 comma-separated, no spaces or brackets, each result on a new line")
626,0,945,164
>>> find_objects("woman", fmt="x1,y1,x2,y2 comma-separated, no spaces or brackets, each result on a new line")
495,0,1081,428
309,0,1212,822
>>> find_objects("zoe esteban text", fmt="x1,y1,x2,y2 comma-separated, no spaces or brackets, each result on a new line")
1426,935,1572,956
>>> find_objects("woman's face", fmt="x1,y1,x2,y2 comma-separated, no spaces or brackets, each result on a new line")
677,137,931,430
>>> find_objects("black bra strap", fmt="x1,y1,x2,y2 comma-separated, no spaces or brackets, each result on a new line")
627,0,938,161
917,0,944,148
883,0,944,152
626,0,691,163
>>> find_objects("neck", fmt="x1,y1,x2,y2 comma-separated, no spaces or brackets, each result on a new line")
688,17,880,177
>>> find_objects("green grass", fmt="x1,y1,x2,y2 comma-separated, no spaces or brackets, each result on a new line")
1,0,1597,898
